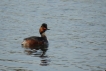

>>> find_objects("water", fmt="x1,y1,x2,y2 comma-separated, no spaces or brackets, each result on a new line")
0,0,106,71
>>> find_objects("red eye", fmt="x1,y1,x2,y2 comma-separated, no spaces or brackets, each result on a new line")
43,28,46,30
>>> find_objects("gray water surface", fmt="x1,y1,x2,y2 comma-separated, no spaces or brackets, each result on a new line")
0,0,106,71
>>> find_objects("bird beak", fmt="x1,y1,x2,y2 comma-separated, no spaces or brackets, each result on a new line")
47,29,50,30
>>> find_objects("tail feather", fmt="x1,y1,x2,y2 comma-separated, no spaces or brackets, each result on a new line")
21,40,27,47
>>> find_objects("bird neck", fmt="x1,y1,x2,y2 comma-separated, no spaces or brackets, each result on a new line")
41,32,47,40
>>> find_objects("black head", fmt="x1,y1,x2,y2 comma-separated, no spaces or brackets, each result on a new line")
41,23,50,30
39,23,50,34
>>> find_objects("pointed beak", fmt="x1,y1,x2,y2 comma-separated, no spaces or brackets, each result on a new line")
43,28,50,31
47,29,50,30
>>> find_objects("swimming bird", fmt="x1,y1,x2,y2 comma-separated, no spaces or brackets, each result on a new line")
21,23,50,56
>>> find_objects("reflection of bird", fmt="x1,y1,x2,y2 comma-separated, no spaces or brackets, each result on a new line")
40,59,50,66
21,23,50,56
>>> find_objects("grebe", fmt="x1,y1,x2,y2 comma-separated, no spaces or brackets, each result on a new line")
21,23,50,56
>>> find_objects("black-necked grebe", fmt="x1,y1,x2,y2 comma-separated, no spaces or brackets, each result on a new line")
21,23,50,56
